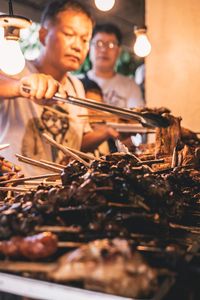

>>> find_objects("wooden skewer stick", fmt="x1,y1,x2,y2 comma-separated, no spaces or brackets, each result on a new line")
171,146,179,168
108,202,135,208
0,173,59,186
40,159,64,168
137,158,165,166
0,261,55,273
16,154,62,173
0,144,10,151
0,186,28,192
42,133,90,167
58,241,84,248
24,180,61,186
35,225,82,233
64,146,101,161
153,163,195,174
169,222,200,233
115,139,154,172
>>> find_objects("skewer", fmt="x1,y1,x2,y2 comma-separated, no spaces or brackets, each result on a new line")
16,154,62,173
58,241,84,248
0,144,10,151
137,200,151,212
154,163,195,174
23,180,62,186
41,149,100,165
0,173,59,185
169,222,200,233
136,245,166,253
108,201,151,212
115,139,154,172
64,146,101,161
0,261,55,273
35,225,82,233
171,145,179,168
40,160,64,168
136,158,165,166
42,133,90,167
108,202,135,208
0,186,28,192
177,152,183,167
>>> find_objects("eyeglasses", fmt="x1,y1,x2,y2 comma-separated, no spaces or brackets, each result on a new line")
91,40,119,49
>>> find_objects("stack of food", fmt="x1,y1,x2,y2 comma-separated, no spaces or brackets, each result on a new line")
0,108,199,299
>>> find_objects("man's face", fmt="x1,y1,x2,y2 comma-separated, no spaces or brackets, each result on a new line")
42,10,93,72
89,32,120,73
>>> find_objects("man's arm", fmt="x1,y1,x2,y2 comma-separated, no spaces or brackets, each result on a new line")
81,124,119,152
0,75,20,99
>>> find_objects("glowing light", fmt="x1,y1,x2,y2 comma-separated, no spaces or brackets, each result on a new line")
0,27,4,42
94,0,115,12
0,16,31,75
133,28,151,58
0,39,25,75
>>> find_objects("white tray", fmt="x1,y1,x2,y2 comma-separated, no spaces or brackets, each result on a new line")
0,272,132,300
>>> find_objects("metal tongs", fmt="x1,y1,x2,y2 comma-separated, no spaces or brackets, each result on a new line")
22,86,170,128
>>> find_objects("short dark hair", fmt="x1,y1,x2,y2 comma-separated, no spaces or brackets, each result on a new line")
41,0,94,25
92,23,122,45
80,76,103,97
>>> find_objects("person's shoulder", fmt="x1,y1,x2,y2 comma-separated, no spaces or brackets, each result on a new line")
68,73,85,97
68,73,85,88
68,73,82,83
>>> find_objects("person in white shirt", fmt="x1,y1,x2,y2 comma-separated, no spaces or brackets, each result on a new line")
87,23,144,109
0,1,118,176
85,23,145,150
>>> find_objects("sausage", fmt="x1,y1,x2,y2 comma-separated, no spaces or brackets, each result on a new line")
0,232,58,259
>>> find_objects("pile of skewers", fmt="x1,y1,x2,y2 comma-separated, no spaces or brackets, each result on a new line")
0,107,199,299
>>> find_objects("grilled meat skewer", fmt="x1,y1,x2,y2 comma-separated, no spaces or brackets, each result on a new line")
0,232,58,259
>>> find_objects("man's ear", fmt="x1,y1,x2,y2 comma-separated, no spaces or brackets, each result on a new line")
39,27,48,46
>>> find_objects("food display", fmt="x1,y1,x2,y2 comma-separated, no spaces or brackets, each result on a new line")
0,110,199,300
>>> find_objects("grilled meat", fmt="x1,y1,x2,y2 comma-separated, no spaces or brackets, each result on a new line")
49,238,157,298
0,232,58,259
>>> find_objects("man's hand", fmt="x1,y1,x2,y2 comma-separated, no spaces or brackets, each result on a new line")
19,73,67,104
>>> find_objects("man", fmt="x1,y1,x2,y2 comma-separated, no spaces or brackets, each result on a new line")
86,23,145,150
87,23,144,109
0,0,118,175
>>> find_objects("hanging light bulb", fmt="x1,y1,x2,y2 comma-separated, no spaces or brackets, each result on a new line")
0,0,31,75
0,26,4,42
94,0,115,12
0,39,26,75
133,26,151,58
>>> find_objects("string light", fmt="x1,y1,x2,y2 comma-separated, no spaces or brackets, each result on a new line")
0,0,31,75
